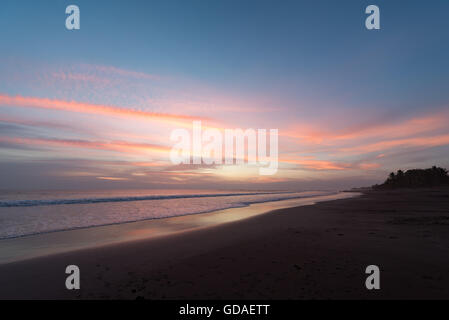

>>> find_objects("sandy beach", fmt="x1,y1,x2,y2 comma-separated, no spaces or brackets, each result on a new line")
1,188,449,300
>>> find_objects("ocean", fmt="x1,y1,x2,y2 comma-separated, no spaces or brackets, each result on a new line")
0,189,334,239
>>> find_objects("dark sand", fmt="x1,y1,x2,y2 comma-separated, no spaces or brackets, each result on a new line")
1,188,449,300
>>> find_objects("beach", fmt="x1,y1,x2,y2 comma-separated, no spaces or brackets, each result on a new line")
1,188,449,299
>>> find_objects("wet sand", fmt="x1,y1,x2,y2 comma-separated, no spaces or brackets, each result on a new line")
1,188,449,299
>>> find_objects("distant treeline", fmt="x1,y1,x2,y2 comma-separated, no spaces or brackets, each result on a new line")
374,166,449,189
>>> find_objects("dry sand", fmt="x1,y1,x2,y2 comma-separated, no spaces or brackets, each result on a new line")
1,188,449,299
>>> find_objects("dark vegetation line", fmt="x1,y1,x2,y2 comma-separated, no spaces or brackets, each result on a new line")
373,166,449,189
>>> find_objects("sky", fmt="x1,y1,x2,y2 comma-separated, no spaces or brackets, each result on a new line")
0,0,449,191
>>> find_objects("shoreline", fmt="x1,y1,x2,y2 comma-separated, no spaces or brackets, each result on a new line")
1,188,449,299
0,190,337,241
0,192,359,265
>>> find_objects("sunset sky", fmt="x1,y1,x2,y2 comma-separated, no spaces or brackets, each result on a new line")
1,0,449,190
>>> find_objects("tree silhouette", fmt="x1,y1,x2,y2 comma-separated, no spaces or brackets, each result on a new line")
375,166,449,189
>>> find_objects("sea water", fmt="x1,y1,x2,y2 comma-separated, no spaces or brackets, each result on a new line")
0,189,334,239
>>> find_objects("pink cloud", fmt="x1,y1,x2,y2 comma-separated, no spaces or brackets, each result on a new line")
0,136,170,156
0,93,209,126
